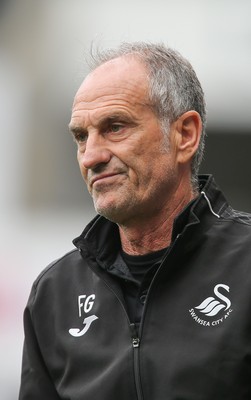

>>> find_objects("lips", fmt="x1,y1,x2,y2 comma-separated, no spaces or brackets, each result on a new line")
90,172,121,187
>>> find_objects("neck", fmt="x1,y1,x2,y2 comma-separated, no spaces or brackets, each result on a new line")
119,184,197,256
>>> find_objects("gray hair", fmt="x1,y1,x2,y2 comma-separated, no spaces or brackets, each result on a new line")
88,42,207,188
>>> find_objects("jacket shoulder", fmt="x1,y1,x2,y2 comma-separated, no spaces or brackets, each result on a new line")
33,248,82,288
221,205,251,226
26,249,84,310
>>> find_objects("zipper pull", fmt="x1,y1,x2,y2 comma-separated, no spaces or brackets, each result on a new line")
130,323,140,348
132,337,140,348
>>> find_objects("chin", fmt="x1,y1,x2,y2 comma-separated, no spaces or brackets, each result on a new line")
93,189,137,223
95,206,121,223
94,200,130,224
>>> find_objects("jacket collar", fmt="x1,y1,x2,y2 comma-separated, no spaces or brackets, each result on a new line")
171,174,228,240
73,175,229,263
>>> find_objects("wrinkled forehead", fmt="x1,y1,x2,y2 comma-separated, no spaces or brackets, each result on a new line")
69,56,154,131
73,56,150,105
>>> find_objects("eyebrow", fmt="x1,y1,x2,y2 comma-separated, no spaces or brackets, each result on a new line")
68,124,87,137
68,113,136,135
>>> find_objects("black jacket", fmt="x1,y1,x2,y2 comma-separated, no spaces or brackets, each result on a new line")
19,175,251,399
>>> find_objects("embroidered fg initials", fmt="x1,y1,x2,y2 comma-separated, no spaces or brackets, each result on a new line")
78,294,95,317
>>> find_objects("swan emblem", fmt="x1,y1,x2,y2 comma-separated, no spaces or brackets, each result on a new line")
195,284,231,317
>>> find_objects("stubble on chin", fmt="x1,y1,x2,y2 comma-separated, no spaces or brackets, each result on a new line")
92,188,137,224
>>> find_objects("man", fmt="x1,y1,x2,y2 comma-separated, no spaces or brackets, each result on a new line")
19,42,251,399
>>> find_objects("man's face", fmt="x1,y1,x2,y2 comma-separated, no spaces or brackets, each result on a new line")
69,56,179,225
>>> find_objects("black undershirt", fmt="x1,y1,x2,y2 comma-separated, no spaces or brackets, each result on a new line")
120,248,168,329
103,197,198,329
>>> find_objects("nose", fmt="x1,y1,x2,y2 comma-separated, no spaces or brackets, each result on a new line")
78,133,112,170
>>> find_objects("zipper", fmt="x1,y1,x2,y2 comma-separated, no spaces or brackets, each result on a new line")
79,230,186,400
129,234,185,400
128,241,182,400
137,233,181,339
80,258,145,399
130,323,144,400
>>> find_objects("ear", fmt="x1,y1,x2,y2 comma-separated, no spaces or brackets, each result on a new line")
174,111,202,165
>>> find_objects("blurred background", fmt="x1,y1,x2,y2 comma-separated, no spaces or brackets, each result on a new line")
0,1,250,398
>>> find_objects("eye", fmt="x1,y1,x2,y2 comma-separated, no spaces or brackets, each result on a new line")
110,124,123,133
74,132,88,144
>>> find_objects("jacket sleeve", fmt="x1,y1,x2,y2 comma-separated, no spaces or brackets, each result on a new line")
18,288,61,400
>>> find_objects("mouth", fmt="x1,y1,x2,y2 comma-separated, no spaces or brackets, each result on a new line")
90,172,122,187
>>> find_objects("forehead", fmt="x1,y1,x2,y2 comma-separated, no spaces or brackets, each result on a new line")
72,57,149,113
